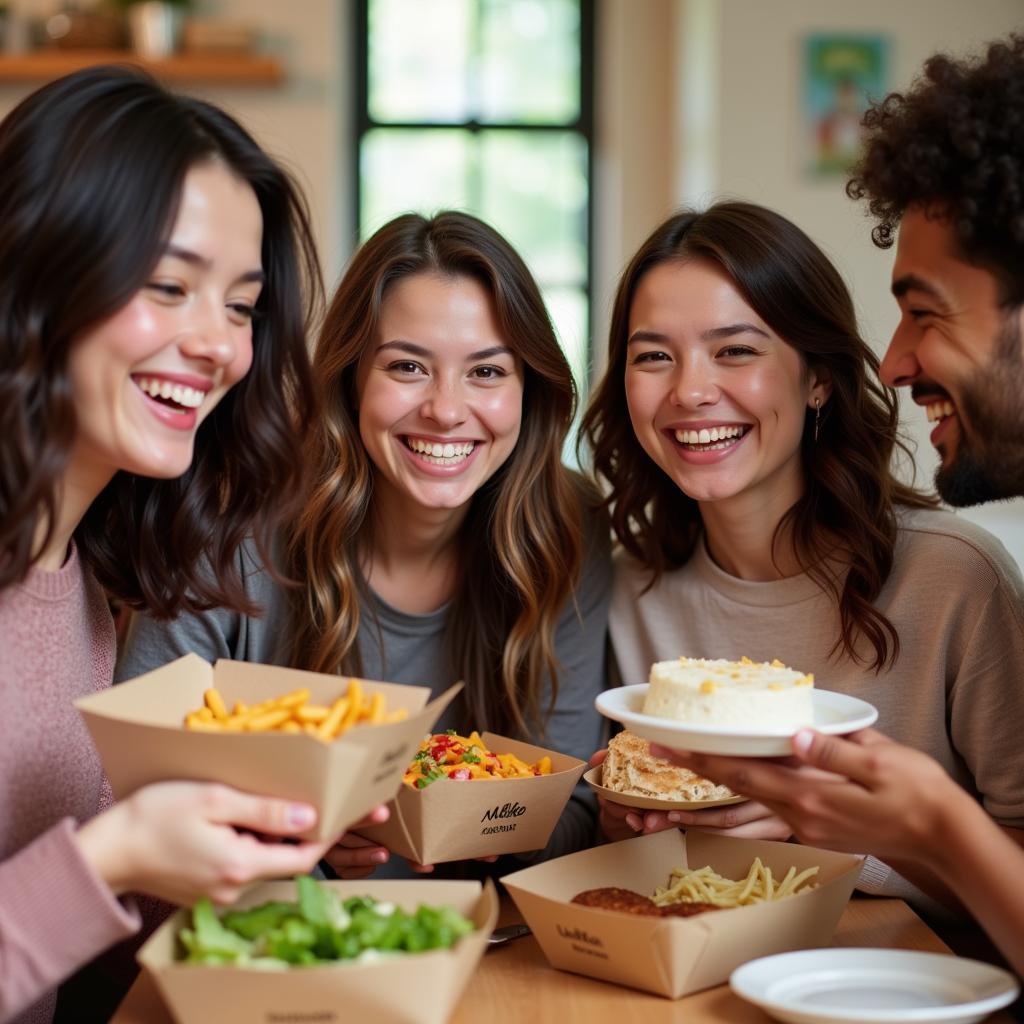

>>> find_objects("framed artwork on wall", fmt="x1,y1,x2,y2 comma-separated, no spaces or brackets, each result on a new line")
804,34,888,176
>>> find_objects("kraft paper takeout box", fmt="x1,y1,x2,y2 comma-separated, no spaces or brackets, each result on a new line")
75,654,460,841
358,732,587,864
501,829,862,999
138,878,498,1024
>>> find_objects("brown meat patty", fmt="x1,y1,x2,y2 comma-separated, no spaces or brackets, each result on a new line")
570,887,720,918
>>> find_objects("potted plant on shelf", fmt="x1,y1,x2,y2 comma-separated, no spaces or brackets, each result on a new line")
110,0,191,60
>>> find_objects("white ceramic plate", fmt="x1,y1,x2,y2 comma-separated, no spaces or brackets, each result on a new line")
730,948,1019,1024
594,686,878,756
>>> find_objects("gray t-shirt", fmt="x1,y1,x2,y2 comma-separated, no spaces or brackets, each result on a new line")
116,525,612,876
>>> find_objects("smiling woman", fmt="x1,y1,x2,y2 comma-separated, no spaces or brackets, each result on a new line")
0,66,332,1024
117,211,612,882
581,202,1024,920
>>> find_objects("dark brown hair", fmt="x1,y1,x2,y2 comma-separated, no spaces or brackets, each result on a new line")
581,201,936,671
288,211,590,735
0,66,319,615
848,34,1024,308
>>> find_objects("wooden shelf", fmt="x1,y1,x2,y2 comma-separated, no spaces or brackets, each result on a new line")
0,50,284,85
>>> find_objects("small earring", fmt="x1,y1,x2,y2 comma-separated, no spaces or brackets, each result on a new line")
814,397,821,442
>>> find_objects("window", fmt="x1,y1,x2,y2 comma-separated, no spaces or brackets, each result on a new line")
355,0,594,393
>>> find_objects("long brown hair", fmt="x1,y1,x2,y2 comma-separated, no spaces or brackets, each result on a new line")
0,66,319,615
581,201,936,671
288,211,588,735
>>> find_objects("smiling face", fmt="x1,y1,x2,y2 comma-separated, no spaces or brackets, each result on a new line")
624,259,824,513
66,161,263,487
881,207,1024,505
356,272,524,518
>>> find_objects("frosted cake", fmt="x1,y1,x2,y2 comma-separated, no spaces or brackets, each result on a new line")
642,656,814,731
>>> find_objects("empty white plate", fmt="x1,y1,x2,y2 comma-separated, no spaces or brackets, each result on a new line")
730,948,1019,1024
595,686,878,756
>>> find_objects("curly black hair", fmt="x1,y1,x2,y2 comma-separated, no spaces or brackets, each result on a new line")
847,34,1024,306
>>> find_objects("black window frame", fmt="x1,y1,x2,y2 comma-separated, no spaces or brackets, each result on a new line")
352,0,596,385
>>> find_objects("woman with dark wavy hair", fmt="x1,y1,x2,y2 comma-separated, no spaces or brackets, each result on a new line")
582,201,1024,914
0,67,331,1023
119,210,611,879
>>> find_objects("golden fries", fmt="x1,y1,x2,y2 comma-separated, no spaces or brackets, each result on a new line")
182,679,408,741
652,857,819,908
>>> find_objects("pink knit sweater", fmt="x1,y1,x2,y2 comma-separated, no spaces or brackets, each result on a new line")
0,547,139,1024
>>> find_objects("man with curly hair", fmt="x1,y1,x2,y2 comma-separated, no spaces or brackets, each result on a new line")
653,36,1024,976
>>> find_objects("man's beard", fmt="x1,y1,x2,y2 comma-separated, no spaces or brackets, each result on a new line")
936,311,1024,506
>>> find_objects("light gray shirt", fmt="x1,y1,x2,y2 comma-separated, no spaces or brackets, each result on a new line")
117,526,612,876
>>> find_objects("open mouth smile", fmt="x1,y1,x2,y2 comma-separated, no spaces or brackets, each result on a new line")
924,399,955,424
671,424,751,452
133,375,208,414
403,435,477,467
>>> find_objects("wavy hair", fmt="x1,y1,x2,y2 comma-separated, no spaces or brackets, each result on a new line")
581,201,936,671
288,211,588,735
0,66,320,614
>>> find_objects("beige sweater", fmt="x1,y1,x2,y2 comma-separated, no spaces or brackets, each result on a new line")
610,508,1024,907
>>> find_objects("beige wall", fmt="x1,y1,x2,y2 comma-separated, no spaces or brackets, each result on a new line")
3,0,1022,560
0,0,352,287
667,0,1024,564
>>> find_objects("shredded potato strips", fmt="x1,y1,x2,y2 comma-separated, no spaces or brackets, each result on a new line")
182,680,406,741
652,857,819,908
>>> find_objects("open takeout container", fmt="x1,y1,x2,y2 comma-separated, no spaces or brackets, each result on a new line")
501,829,863,999
137,878,498,1024
75,654,459,841
358,732,587,863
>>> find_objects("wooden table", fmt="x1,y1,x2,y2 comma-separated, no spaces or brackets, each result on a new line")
112,895,1016,1023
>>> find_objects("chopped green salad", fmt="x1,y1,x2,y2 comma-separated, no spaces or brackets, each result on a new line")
178,876,476,968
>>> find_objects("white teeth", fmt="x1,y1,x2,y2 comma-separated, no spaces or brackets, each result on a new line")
925,400,955,423
673,425,745,446
406,437,475,464
135,377,204,408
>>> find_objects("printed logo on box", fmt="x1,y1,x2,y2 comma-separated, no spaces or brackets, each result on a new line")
556,924,608,960
480,801,526,835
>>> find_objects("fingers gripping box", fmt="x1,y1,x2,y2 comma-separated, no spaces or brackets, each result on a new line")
501,829,863,999
75,654,461,841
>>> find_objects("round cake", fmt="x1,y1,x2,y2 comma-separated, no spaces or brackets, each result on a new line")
603,730,733,801
642,656,814,731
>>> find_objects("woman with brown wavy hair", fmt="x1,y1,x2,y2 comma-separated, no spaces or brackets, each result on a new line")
0,67,333,1024
119,210,611,879
582,201,1024,914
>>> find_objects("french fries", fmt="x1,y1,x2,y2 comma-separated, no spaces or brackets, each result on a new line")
182,681,407,741
402,730,553,788
652,857,819,908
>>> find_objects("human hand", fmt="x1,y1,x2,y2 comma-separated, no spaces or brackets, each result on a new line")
647,800,793,841
76,781,332,906
651,728,958,859
321,805,392,879
589,748,675,841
